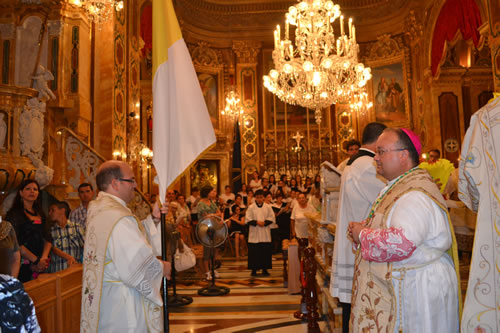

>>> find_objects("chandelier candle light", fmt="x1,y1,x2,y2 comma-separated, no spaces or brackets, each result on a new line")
71,0,124,25
263,0,372,123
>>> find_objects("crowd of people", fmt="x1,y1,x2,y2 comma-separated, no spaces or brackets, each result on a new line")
145,171,322,280
0,122,463,332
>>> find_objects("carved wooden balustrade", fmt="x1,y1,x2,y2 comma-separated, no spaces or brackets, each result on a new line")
54,127,151,219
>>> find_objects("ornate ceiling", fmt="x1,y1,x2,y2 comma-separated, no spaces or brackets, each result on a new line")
177,0,417,43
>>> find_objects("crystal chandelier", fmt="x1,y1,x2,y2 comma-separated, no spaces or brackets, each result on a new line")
72,0,124,25
348,88,373,116
220,91,244,119
263,0,372,123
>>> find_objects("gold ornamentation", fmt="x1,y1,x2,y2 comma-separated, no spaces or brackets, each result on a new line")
189,42,223,68
232,40,261,64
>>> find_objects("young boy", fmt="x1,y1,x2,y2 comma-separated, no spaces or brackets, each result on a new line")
245,189,276,276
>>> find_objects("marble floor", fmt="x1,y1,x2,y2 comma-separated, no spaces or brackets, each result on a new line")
166,248,471,333
168,253,331,333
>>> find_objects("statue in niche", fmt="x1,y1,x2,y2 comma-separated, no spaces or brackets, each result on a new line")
32,65,56,101
19,97,46,161
0,113,7,149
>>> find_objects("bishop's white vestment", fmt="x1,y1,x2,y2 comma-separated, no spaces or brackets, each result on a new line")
80,192,163,333
459,94,500,332
330,149,386,303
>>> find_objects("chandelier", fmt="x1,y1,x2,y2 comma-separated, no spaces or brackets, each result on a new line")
220,91,244,119
72,0,124,25
349,88,373,116
263,0,372,123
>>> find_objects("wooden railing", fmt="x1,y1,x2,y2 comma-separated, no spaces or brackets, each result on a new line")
24,265,83,333
55,127,152,219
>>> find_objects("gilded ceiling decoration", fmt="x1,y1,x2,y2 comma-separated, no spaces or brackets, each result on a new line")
178,0,411,34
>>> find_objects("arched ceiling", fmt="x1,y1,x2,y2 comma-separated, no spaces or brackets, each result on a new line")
177,0,416,44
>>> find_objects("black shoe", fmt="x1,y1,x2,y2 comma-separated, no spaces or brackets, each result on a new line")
214,260,221,269
262,270,270,276
251,270,257,276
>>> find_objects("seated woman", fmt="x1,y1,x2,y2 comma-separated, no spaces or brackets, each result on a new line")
226,205,247,260
176,194,194,247
6,180,52,282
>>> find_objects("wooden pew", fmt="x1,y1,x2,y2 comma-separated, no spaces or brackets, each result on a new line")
24,265,83,332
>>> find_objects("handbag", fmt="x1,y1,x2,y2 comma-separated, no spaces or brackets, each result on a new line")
174,240,196,272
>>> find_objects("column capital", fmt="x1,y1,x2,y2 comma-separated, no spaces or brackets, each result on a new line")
232,40,261,65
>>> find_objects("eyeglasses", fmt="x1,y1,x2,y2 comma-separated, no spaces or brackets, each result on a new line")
119,178,136,183
376,148,407,157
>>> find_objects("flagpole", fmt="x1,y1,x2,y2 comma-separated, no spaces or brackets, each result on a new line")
160,211,170,332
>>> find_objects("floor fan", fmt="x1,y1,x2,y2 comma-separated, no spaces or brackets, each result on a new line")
195,214,230,296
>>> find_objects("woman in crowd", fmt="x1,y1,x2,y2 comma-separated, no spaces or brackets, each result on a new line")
238,184,248,206
291,192,316,242
271,191,291,253
196,186,222,280
304,177,313,194
248,171,262,193
295,174,304,192
176,194,193,246
289,178,299,192
219,185,235,219
246,189,255,206
6,180,52,282
232,194,246,214
268,174,277,188
226,205,247,260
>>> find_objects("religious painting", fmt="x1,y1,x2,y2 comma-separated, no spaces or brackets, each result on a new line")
197,72,219,129
367,56,410,127
191,159,219,192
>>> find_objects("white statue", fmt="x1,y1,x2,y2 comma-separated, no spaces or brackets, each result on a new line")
0,113,6,149
32,65,56,101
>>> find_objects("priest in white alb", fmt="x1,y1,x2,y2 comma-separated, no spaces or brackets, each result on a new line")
80,161,171,333
459,93,500,332
329,122,387,333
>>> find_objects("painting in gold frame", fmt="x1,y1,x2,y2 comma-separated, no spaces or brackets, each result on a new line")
191,159,219,192
367,54,410,127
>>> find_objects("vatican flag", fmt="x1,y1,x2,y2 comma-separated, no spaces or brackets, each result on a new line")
152,0,216,204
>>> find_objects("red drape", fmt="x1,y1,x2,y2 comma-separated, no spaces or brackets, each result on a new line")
140,4,152,56
431,0,482,76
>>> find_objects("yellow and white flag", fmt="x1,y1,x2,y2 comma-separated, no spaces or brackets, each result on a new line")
152,0,216,204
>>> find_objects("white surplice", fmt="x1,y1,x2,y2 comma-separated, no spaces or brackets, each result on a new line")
382,190,459,333
459,95,500,332
245,203,276,243
99,216,163,332
81,192,163,333
329,150,386,303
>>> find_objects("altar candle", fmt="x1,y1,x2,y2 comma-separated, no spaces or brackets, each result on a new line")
337,39,340,55
285,19,289,40
277,24,281,41
349,18,352,37
353,26,356,42
340,15,344,35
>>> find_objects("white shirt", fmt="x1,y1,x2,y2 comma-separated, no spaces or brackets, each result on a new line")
291,203,316,238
